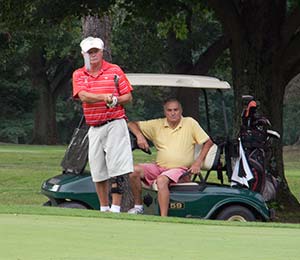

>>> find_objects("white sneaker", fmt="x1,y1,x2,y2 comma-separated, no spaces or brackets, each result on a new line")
127,207,144,214
109,209,120,213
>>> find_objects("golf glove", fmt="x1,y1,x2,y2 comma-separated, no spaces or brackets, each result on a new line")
106,96,118,108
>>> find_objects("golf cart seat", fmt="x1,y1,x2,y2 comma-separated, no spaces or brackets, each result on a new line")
143,181,199,191
193,142,223,182
194,143,220,171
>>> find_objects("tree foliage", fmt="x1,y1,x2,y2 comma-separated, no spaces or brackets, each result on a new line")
0,29,37,142
1,1,86,143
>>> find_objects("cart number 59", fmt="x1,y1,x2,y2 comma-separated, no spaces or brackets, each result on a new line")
169,202,185,209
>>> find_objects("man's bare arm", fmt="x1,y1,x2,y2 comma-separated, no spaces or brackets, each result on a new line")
115,92,132,105
78,91,108,103
78,91,132,105
128,122,150,151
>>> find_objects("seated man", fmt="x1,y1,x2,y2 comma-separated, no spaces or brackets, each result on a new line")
128,98,213,216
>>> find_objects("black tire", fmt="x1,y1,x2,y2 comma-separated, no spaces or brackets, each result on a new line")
43,200,52,206
216,205,256,222
58,201,88,209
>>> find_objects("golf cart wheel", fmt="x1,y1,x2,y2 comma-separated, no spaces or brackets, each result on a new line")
43,200,52,206
216,205,256,222
58,201,88,209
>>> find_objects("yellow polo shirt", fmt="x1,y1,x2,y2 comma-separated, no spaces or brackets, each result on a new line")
138,117,209,168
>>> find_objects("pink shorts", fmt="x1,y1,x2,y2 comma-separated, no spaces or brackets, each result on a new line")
140,163,189,186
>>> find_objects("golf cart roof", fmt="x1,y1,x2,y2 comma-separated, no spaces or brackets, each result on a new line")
126,73,231,89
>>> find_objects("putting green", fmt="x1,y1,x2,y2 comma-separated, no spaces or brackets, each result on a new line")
1,214,299,260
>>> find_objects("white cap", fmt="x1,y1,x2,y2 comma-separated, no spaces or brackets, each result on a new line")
80,37,104,52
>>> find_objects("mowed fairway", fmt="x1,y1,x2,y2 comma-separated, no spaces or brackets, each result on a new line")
1,213,300,260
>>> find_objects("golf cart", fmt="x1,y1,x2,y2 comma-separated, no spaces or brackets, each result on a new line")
41,73,275,221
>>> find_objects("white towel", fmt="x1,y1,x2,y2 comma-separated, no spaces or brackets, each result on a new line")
231,138,254,187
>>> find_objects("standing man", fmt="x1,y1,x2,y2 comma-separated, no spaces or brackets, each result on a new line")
72,36,133,213
128,98,213,216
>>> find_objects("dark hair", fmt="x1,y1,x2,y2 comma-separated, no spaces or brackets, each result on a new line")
163,97,182,110
163,97,181,105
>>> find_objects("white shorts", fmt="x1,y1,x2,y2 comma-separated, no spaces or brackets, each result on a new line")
88,119,133,182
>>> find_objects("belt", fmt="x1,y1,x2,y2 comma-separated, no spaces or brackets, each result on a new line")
93,119,117,127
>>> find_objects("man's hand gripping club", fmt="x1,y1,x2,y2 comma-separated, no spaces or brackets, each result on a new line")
106,75,119,108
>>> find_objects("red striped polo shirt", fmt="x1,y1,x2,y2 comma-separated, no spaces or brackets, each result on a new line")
72,60,133,126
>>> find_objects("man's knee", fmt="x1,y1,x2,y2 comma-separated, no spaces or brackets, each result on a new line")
111,176,125,194
156,175,170,190
129,165,144,179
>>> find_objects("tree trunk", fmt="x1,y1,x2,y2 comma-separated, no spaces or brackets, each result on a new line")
224,1,300,209
32,87,58,144
177,88,201,121
82,15,112,62
29,46,58,144
29,47,75,144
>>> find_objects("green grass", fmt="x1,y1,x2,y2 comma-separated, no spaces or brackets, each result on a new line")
1,206,300,260
0,144,65,205
2,214,300,260
2,204,300,228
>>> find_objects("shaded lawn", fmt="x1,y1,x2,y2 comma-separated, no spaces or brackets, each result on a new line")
0,145,65,205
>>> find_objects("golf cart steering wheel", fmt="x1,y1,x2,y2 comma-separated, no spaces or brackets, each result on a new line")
129,131,152,155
